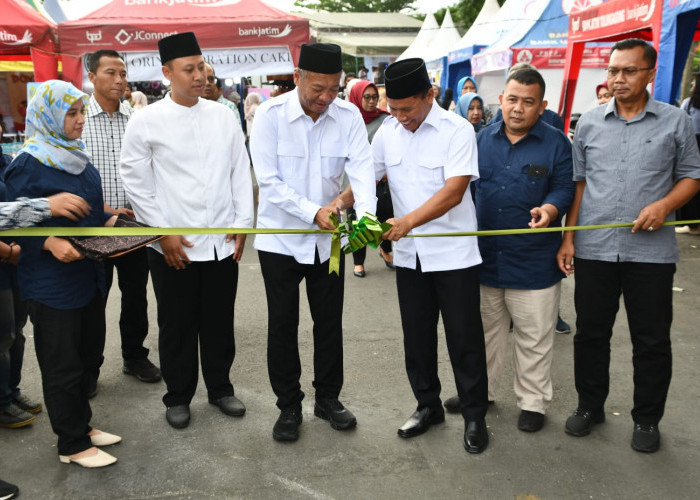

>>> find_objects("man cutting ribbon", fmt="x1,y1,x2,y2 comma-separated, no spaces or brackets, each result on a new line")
250,43,376,442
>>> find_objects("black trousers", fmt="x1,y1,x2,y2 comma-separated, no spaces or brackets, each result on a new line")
573,258,675,425
104,246,150,362
258,250,344,410
396,260,488,421
148,249,238,407
0,286,27,409
27,295,105,455
349,179,393,266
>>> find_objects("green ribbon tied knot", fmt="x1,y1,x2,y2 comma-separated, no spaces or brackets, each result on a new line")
327,212,392,276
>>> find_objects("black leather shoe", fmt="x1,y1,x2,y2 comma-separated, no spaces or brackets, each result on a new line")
518,410,545,432
444,396,494,414
166,405,190,429
565,407,605,437
314,398,357,430
464,420,489,454
0,478,19,499
443,396,460,414
209,395,246,417
123,358,162,383
397,407,445,438
273,406,303,442
631,423,660,453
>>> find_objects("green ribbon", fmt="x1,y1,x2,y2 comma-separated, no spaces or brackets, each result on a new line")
3,219,699,276
325,212,392,275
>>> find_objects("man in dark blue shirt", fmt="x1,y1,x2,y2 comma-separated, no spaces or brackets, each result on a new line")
461,68,574,433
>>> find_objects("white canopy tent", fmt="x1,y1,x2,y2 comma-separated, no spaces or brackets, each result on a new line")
397,12,439,61
444,0,502,95
424,10,463,82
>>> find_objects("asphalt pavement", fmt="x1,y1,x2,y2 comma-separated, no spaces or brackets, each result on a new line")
1,233,699,499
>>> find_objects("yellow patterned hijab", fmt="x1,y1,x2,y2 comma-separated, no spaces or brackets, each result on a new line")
20,80,92,175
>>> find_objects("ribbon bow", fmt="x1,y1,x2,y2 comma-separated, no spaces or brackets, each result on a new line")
327,211,392,275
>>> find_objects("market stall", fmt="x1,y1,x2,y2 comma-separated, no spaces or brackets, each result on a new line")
655,0,700,104
444,0,501,97
57,0,309,87
1,0,60,133
472,0,608,111
558,0,662,129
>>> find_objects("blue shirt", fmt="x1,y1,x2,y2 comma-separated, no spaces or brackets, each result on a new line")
573,96,700,263
475,119,575,289
4,153,109,309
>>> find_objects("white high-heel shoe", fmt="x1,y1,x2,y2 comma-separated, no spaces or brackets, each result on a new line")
59,448,117,468
89,429,122,447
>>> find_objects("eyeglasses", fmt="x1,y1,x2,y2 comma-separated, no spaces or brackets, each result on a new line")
605,66,654,77
207,76,218,84
362,94,379,101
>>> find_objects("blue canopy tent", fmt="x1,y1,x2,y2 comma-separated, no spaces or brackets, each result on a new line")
655,0,700,104
444,0,501,97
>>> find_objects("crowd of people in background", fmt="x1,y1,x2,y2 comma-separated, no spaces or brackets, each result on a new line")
1,32,700,500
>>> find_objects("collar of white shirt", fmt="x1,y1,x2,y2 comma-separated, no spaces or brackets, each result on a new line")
284,88,341,125
87,94,132,118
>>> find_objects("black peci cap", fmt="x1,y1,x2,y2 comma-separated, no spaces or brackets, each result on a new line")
158,32,202,65
298,43,343,74
384,58,432,99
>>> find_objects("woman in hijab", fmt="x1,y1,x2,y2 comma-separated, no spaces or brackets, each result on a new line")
346,80,394,276
4,80,120,468
244,92,263,141
130,90,148,110
595,81,611,106
455,92,486,132
451,76,478,109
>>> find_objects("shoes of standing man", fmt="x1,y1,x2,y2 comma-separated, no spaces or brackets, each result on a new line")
631,423,660,453
12,393,42,414
123,358,162,383
443,396,460,414
555,316,572,334
518,410,545,432
397,406,445,438
209,395,246,417
443,396,494,414
565,407,605,436
166,405,191,429
0,403,35,428
464,420,489,454
59,448,117,468
273,405,303,442
89,429,122,447
314,398,357,430
0,478,19,500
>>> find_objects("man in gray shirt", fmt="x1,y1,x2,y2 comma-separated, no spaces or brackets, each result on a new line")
557,39,700,453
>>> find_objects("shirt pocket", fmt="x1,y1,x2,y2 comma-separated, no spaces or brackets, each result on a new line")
416,156,445,189
277,141,305,179
321,142,348,180
638,134,674,172
519,164,549,202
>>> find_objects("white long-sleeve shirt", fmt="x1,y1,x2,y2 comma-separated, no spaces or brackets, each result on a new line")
250,88,377,264
120,93,254,262
372,101,482,272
